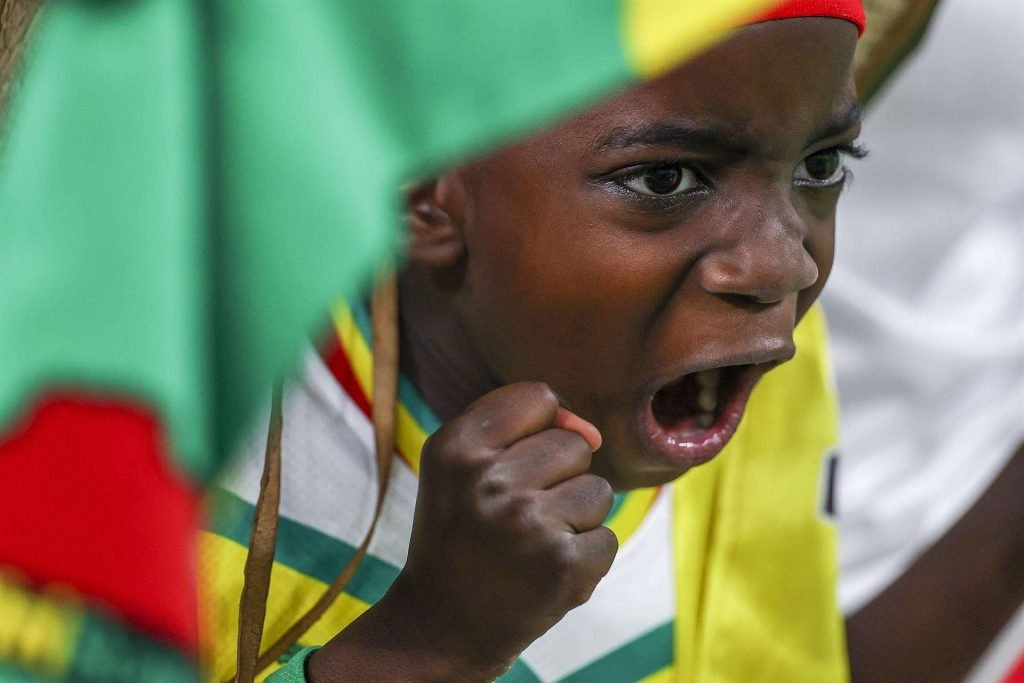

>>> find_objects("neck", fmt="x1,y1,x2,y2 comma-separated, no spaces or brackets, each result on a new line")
397,263,499,423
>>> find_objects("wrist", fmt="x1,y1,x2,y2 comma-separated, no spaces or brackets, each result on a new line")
379,573,515,682
310,574,512,683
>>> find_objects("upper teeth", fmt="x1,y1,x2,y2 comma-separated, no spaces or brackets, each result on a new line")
697,368,720,390
696,369,719,413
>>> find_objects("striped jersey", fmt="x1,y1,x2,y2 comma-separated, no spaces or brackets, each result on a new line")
198,302,848,683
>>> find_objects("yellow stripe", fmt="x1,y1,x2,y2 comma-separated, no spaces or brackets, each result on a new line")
330,300,375,401
622,0,779,77
332,300,428,473
606,486,660,546
198,533,371,683
0,571,81,677
395,401,427,473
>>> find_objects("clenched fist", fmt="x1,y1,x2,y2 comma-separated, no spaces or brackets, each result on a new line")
309,383,617,683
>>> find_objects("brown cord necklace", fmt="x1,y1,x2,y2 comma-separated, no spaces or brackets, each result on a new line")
229,273,398,683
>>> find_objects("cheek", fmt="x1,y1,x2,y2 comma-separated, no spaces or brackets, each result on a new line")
458,196,678,394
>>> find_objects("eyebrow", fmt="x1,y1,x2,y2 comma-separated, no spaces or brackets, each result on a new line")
807,102,862,146
594,101,863,154
595,121,756,154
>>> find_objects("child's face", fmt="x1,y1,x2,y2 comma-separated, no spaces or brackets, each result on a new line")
437,18,859,490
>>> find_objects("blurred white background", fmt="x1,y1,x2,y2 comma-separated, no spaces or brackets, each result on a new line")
826,0,1024,676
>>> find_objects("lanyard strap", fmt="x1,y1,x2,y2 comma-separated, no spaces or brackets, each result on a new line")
230,272,398,683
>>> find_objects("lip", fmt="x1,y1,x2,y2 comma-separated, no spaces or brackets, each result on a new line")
637,351,792,469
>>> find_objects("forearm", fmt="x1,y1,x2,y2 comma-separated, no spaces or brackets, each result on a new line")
846,441,1024,683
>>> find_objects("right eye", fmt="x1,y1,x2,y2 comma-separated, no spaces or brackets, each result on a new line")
622,164,700,196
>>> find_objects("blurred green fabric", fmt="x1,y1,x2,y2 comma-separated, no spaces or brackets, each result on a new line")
0,0,629,480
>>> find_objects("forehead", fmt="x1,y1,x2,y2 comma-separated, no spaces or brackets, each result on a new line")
549,18,859,158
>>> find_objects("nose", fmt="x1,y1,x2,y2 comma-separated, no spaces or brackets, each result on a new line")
698,205,819,305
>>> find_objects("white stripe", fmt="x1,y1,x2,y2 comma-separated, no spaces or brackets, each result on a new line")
521,489,675,681
218,348,417,569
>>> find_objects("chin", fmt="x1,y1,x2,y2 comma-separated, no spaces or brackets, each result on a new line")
591,440,698,492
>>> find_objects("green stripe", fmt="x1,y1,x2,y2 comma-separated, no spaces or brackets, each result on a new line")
500,659,544,683
0,664,60,683
348,299,442,435
66,611,199,683
398,374,443,435
605,492,627,524
349,298,374,342
208,487,400,605
266,646,320,683
558,622,674,683
210,488,545,682
276,642,309,666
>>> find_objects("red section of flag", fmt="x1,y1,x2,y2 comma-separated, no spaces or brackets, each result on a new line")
321,334,372,419
1004,651,1024,683
0,393,200,650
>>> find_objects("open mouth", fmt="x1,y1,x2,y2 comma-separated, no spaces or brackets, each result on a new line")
641,363,770,467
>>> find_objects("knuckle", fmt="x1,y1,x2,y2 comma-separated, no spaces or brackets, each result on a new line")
520,381,559,413
424,425,488,474
590,476,614,509
475,466,512,498
464,409,501,442
422,428,457,462
561,474,613,515
534,430,590,468
597,527,620,565
499,494,544,536
553,428,590,455
567,581,598,609
434,444,471,473
548,537,580,574
531,432,564,463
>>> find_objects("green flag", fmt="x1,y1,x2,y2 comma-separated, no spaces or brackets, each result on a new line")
0,0,776,479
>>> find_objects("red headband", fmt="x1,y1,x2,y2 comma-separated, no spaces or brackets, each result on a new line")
751,0,866,35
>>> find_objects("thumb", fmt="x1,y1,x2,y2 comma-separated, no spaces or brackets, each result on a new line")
553,407,602,452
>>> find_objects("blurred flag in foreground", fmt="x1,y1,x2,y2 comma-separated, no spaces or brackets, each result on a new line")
0,1,782,680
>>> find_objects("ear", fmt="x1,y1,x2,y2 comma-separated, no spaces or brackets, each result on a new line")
405,175,467,267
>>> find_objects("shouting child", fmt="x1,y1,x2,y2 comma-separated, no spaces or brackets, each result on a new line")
202,3,866,681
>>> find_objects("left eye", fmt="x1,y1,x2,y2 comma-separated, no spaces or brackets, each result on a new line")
795,149,845,185
622,165,699,196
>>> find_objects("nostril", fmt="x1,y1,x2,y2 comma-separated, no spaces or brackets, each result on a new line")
699,240,819,304
700,262,792,306
717,292,783,310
